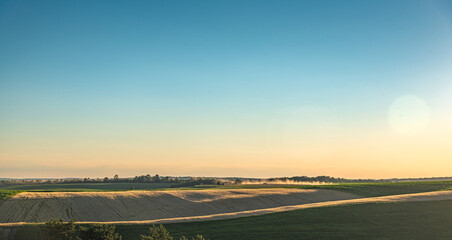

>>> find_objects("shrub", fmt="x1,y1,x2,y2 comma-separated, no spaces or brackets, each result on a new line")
178,235,208,240
140,225,208,240
141,225,172,240
77,224,122,240
193,235,207,240
42,218,76,240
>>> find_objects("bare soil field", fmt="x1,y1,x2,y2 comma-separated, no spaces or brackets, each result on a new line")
2,189,451,227
0,189,357,225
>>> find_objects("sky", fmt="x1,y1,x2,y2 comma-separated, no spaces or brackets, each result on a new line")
1,0,452,179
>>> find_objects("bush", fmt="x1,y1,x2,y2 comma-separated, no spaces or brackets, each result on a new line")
141,225,208,240
42,218,76,240
141,225,172,240
77,224,122,240
178,234,208,240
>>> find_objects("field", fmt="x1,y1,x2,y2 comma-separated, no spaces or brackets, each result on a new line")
300,180,452,197
190,180,452,197
1,180,452,197
12,199,452,240
0,189,358,223
0,182,172,192
131,199,452,240
2,181,452,239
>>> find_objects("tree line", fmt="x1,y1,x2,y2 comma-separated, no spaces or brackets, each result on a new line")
0,174,227,187
85,174,226,187
5,174,448,186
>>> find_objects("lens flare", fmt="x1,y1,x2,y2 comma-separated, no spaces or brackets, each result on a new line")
388,95,431,136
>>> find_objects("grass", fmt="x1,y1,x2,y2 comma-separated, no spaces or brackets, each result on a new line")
189,180,452,197
301,180,452,197
1,180,452,199
0,190,22,209
0,190,23,200
13,199,452,240
0,182,172,192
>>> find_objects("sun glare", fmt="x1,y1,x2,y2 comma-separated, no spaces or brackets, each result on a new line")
388,95,431,136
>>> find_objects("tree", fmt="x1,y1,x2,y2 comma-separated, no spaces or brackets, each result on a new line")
42,218,76,240
141,225,172,240
77,224,122,240
146,174,152,182
152,174,160,183
114,174,119,181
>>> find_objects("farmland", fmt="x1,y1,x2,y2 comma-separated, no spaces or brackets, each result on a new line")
0,182,172,192
0,189,358,223
11,199,452,240
1,180,452,240
190,180,452,197
127,199,452,240
1,180,452,197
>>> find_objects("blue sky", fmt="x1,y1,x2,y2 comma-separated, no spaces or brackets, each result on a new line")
1,0,452,178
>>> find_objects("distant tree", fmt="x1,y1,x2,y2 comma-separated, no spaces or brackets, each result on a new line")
114,174,119,181
234,179,243,185
42,218,75,240
103,177,109,183
141,225,172,240
153,174,160,183
77,224,122,240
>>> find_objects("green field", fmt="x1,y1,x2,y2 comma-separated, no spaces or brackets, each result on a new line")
300,180,452,197
190,180,452,197
1,180,452,199
13,199,452,240
0,182,172,192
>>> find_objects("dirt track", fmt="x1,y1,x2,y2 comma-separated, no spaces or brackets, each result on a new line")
0,189,357,224
1,189,452,227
